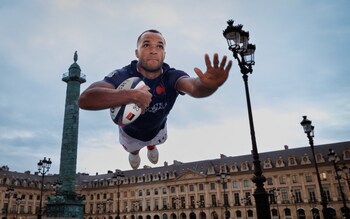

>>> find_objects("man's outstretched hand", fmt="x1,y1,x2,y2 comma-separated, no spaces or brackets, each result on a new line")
194,53,233,89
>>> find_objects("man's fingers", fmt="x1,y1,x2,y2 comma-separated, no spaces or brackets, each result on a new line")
225,60,233,72
194,67,204,79
204,53,211,68
213,53,219,68
220,55,227,69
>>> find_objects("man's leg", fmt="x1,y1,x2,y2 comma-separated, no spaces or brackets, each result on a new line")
147,145,159,164
128,148,141,169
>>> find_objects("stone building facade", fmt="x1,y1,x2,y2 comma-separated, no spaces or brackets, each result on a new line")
1,141,350,219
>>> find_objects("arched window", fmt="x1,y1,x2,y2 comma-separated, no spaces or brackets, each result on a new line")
284,208,292,219
235,210,242,217
328,208,336,219
199,211,206,219
344,150,350,159
271,208,278,218
311,208,320,219
189,212,196,219
297,209,306,219
211,211,218,219
247,209,253,218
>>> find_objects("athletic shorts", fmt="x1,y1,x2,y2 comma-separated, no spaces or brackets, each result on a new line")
119,124,168,152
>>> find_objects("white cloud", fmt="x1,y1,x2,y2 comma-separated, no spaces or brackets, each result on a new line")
0,130,35,140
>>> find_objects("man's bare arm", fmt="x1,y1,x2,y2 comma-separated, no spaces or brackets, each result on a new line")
177,53,232,98
78,81,152,111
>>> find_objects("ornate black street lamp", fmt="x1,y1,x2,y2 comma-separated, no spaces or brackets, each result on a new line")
113,169,124,219
37,157,52,219
328,149,350,219
300,116,330,219
52,180,62,196
107,198,113,219
4,186,14,219
132,200,139,218
97,202,103,216
15,197,22,219
269,188,281,219
173,196,181,219
290,190,299,218
341,165,350,190
223,19,271,219
241,195,252,219
219,172,230,219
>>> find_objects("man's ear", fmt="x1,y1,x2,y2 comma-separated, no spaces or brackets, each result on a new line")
135,49,139,58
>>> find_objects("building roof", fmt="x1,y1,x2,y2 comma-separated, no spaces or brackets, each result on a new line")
1,141,349,186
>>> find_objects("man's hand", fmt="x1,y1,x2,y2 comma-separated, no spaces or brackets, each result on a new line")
194,53,232,89
134,85,152,113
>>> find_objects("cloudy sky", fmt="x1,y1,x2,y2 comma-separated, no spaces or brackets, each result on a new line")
1,1,349,175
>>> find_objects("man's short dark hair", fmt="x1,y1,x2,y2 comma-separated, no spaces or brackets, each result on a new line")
137,29,165,46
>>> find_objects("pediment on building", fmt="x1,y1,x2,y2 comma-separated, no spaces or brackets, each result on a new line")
176,169,206,180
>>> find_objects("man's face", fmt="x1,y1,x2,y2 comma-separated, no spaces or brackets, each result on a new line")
135,32,166,73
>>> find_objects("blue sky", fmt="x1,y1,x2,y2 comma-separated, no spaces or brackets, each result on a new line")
0,0,349,175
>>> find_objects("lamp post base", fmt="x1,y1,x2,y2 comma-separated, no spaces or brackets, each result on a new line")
46,193,84,219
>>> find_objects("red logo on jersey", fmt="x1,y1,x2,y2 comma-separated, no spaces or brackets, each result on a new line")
156,84,166,95
126,112,135,121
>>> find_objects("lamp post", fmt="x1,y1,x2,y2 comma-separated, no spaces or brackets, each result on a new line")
113,169,124,219
290,190,299,218
132,201,139,219
300,116,330,219
37,157,52,219
197,198,205,211
223,19,271,219
241,195,251,219
341,165,350,190
173,196,181,219
52,180,62,196
219,172,230,219
15,197,22,219
97,202,103,216
107,198,113,219
269,188,280,219
328,149,350,219
4,186,14,219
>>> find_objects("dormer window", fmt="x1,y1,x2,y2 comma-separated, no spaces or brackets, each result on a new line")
220,165,228,173
276,157,285,168
343,149,350,160
301,154,311,165
230,163,238,172
241,161,250,171
207,165,215,175
263,159,272,169
315,153,325,163
288,156,297,166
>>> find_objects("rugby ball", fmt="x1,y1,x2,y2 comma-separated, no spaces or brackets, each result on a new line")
110,77,145,126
